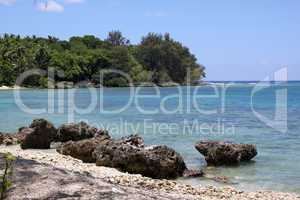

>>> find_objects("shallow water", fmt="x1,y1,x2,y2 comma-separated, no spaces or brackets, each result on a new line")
0,82,300,193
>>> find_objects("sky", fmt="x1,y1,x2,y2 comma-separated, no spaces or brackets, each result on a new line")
0,0,300,81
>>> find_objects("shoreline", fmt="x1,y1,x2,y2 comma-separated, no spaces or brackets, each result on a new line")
1,145,299,200
0,82,205,91
0,85,27,90
0,82,295,91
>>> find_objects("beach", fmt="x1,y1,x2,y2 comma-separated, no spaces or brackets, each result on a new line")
0,144,299,200
0,85,26,90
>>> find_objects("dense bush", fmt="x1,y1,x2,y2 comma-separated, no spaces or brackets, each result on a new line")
0,31,205,87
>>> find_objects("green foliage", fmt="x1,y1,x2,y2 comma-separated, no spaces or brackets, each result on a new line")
106,30,130,46
129,60,152,84
137,32,205,84
104,77,129,87
0,61,15,86
0,33,205,87
0,153,16,200
39,76,49,88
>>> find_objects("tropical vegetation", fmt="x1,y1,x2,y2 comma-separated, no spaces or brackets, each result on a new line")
0,31,205,87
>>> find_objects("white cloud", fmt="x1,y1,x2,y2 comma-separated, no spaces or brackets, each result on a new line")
0,0,16,6
37,0,64,12
64,0,84,4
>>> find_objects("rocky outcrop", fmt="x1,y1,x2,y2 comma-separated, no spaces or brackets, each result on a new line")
93,135,187,179
195,141,257,166
56,122,100,142
57,134,187,179
5,120,192,180
21,119,57,149
57,133,110,163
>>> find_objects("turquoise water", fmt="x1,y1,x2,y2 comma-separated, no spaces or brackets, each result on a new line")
0,82,300,193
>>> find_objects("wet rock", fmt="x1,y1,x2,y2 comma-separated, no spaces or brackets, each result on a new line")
93,135,187,179
56,122,100,142
57,134,110,163
195,141,257,166
21,119,57,149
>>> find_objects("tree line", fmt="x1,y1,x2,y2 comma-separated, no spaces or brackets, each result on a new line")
0,31,205,87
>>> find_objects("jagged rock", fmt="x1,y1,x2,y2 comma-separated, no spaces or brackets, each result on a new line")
57,134,110,163
195,141,257,166
119,134,145,148
56,122,101,142
21,119,57,149
93,135,187,179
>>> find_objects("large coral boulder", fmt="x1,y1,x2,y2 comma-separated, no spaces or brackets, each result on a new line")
93,135,187,179
195,141,257,166
56,122,99,142
21,119,57,149
57,132,111,163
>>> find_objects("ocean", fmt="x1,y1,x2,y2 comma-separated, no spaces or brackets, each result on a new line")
0,81,299,193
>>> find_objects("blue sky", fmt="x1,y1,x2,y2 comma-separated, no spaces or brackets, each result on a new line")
0,0,300,81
